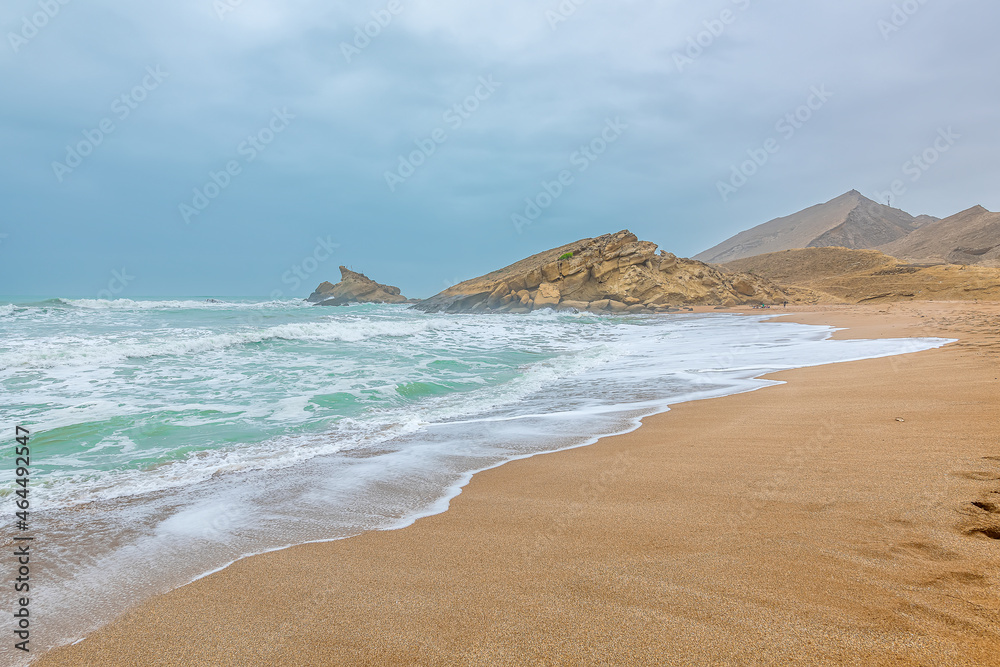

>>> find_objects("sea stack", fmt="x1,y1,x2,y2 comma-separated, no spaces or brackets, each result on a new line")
308,266,410,306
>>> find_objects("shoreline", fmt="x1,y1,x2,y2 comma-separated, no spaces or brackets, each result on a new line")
37,302,1000,665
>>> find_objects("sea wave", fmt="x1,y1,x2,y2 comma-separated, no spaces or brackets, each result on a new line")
20,344,622,508
26,429,358,508
0,318,444,369
59,298,312,310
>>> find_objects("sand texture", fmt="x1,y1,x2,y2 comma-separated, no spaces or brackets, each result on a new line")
37,302,1000,666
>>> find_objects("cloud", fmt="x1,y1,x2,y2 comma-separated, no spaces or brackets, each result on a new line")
1,0,997,297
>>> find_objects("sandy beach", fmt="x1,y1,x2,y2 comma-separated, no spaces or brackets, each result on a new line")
37,302,1000,666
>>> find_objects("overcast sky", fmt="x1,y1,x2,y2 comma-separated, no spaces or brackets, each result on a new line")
1,0,996,298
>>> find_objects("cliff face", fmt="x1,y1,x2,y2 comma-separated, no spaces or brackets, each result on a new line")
308,267,409,306
413,230,789,314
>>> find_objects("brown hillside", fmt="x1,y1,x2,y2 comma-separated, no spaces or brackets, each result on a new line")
877,205,1000,267
695,191,934,264
722,247,1000,304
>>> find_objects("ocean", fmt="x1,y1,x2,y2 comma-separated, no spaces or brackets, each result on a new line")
0,297,951,660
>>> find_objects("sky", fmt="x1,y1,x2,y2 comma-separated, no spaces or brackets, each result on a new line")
1,0,997,298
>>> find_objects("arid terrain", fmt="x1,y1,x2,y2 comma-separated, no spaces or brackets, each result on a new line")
722,247,1000,304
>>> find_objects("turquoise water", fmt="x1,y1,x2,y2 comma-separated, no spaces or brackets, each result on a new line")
0,297,580,506
0,297,952,660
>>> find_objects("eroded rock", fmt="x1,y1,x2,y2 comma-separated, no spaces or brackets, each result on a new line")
308,267,410,306
413,230,789,313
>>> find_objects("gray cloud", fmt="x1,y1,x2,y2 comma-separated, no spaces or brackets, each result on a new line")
1,0,996,297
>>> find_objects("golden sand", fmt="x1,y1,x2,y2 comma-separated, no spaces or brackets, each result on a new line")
38,302,1000,666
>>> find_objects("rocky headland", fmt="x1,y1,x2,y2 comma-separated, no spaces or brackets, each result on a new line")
412,230,790,314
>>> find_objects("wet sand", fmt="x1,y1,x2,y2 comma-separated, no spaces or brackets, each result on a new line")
38,302,1000,666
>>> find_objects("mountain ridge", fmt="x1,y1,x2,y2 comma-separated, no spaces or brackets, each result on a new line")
695,190,935,264
876,205,1000,267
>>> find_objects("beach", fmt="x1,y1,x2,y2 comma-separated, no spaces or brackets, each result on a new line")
36,302,1000,666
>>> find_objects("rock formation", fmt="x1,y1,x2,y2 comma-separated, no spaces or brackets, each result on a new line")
412,230,790,314
308,267,410,306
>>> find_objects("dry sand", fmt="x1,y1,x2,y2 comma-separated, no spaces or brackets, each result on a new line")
38,302,1000,666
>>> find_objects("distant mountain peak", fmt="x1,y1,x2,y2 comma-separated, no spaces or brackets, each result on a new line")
695,191,932,264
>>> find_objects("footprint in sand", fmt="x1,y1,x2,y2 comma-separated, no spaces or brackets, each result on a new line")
971,500,1000,513
956,471,1000,481
963,495,1000,540
925,571,988,587
894,541,961,561
965,527,1000,540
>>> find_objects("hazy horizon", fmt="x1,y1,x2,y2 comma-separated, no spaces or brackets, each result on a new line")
0,185,963,299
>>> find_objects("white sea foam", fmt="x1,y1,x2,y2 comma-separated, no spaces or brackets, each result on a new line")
0,318,445,369
22,344,629,508
8,311,953,512
60,298,312,310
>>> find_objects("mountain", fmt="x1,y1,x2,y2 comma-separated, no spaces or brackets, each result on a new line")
308,266,410,306
876,205,1000,267
695,190,935,264
722,247,1000,304
413,230,791,314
